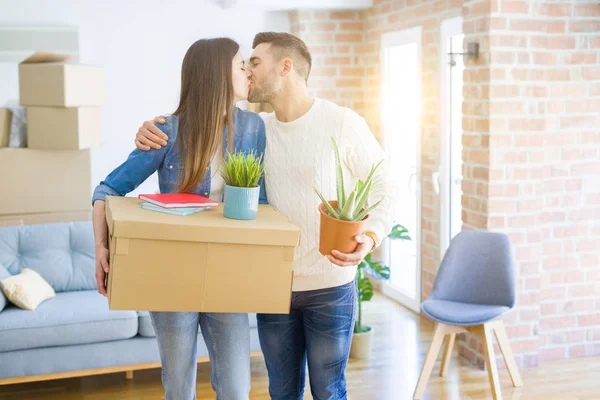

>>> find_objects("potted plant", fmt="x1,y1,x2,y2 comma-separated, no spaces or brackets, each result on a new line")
220,151,264,220
314,137,384,256
350,223,411,359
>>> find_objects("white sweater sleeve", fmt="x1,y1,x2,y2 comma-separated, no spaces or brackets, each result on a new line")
341,109,398,246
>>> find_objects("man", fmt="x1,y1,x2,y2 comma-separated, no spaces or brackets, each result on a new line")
135,32,397,400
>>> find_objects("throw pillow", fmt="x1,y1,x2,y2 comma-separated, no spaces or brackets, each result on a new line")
0,268,56,311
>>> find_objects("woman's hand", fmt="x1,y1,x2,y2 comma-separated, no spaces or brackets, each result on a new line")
95,245,110,296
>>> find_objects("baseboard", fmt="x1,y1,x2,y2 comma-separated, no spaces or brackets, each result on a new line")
0,351,263,386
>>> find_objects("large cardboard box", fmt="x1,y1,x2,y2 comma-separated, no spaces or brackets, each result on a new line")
19,52,104,107
105,196,300,313
0,148,91,215
27,106,102,150
0,210,91,227
0,108,11,148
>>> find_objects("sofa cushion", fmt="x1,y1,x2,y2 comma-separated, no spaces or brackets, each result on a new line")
136,311,258,337
249,313,258,329
0,290,138,352
0,222,96,292
138,311,154,337
0,264,10,312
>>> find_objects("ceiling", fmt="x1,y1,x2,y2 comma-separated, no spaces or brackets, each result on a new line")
212,0,373,11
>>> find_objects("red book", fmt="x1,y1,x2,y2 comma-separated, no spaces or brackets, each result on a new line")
138,193,218,209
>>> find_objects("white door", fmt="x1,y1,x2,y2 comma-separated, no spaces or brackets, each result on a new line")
439,17,465,257
379,27,422,313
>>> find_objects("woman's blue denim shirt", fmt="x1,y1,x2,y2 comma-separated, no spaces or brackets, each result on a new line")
92,107,267,205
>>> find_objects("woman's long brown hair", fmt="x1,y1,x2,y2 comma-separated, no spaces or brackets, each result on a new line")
174,38,238,193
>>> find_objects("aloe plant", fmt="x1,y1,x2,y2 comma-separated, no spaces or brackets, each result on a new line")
220,151,264,188
314,137,384,221
355,223,411,334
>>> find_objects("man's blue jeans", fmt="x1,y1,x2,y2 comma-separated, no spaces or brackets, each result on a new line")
257,280,357,400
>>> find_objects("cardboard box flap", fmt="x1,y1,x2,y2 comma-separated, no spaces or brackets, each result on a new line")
21,52,72,64
106,196,300,247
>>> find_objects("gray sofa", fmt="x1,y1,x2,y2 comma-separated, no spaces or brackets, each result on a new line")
0,221,261,384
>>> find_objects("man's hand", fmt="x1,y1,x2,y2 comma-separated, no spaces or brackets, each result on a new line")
95,246,110,296
135,116,168,150
327,234,375,267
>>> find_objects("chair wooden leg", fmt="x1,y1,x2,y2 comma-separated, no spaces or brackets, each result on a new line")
413,323,447,399
439,333,456,377
492,320,523,388
125,370,134,380
475,323,502,400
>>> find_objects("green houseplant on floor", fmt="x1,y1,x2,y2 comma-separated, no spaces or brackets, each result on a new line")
220,151,264,220
350,223,411,359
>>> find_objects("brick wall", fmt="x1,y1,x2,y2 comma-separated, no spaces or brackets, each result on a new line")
289,10,368,116
484,0,599,368
456,0,600,370
290,0,600,369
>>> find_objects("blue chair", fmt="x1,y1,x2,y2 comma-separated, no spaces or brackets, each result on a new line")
413,231,523,400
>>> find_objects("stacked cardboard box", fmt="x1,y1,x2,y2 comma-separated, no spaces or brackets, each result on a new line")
20,52,104,150
0,108,11,148
105,196,300,313
0,52,104,226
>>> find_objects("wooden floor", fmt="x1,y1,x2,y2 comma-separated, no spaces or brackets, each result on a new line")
1,294,599,400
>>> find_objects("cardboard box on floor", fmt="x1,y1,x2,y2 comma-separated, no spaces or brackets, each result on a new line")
105,196,300,314
0,108,11,148
27,106,102,150
19,52,104,107
0,210,91,227
0,148,91,215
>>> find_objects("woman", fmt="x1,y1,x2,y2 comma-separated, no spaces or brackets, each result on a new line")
92,38,266,400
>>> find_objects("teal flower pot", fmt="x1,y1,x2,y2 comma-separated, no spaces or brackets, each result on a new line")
223,185,260,220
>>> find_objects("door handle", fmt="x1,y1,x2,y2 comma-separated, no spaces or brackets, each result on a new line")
432,171,440,194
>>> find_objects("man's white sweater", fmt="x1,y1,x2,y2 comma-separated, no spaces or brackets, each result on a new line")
262,98,397,292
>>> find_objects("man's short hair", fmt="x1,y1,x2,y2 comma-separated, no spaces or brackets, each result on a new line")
253,32,312,82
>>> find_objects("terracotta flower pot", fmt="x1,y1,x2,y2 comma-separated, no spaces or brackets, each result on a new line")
318,200,369,256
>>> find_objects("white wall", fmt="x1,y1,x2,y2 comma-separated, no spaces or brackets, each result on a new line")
0,0,289,196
